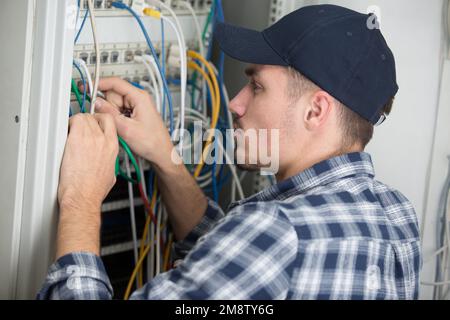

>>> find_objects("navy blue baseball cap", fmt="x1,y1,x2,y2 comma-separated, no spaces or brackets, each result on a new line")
214,4,398,125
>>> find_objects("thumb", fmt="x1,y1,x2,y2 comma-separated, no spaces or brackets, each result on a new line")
113,113,138,141
95,97,136,140
94,97,121,116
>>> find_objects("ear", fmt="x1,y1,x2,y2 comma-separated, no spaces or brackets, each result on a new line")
303,90,335,130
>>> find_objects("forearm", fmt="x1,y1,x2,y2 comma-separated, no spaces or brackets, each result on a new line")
56,201,101,260
152,152,208,241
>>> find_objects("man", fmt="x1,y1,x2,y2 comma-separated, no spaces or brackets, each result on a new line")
38,4,420,299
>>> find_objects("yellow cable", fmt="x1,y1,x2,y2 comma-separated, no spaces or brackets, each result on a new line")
143,8,161,19
163,234,174,271
125,51,221,298
124,240,153,300
187,51,221,177
187,61,219,178
137,182,158,287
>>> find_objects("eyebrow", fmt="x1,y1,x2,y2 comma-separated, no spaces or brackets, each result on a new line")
244,67,260,78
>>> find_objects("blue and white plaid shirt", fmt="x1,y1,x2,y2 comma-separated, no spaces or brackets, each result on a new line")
37,152,421,300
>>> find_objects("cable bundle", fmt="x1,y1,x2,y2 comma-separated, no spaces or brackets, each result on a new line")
71,0,248,300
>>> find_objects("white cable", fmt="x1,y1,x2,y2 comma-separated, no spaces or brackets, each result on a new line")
424,245,449,263
211,64,245,202
442,208,450,298
178,1,207,113
422,280,450,286
217,138,245,200
136,56,161,113
156,204,162,275
161,15,186,155
148,0,187,156
73,58,93,99
86,0,100,113
143,55,165,116
140,81,156,97
124,153,139,288
149,218,155,280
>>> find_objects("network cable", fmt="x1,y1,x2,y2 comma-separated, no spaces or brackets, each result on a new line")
112,1,175,134
86,0,100,112
143,5,187,156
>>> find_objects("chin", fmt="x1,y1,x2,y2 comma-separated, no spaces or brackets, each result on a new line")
235,163,260,172
234,146,261,172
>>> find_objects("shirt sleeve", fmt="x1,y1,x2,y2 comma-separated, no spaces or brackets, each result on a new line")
173,198,225,260
37,202,298,300
36,252,113,300
132,203,298,299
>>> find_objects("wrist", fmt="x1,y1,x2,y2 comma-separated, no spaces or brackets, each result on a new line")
59,191,102,215
56,203,101,260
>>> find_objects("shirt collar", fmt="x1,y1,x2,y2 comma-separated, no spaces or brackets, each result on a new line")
229,152,375,210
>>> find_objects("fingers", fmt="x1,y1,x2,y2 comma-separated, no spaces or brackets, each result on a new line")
105,91,124,109
97,77,139,96
94,97,122,116
94,113,118,142
68,113,87,134
111,114,137,141
68,113,115,142
85,114,104,136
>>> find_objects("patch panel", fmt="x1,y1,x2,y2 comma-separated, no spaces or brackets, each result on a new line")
79,0,213,16
72,41,196,84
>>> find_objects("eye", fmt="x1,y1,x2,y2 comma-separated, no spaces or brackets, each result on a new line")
249,80,262,93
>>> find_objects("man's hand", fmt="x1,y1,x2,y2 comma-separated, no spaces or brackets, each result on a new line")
56,113,118,259
92,77,208,241
92,77,176,170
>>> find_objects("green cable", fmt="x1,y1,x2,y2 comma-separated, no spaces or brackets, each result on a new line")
116,136,141,184
71,79,83,108
71,79,140,184
202,1,215,42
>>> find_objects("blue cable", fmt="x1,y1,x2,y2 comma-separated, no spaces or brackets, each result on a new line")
129,81,144,90
73,62,86,113
112,1,174,134
74,5,89,44
76,0,81,25
203,168,231,193
215,0,225,79
212,136,219,202
146,169,154,199
160,18,167,121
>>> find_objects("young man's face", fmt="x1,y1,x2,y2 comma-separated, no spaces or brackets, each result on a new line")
229,64,305,175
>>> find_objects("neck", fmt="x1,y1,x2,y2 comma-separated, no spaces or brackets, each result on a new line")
275,144,364,182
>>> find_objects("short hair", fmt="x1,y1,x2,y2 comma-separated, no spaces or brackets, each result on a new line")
286,67,394,149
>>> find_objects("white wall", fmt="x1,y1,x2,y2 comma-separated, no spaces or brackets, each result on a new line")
304,0,449,299
317,0,448,299
0,0,35,299
225,0,449,299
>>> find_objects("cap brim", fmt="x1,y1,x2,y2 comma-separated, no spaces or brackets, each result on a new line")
214,22,288,66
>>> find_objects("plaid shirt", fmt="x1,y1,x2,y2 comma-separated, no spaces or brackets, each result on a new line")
37,152,421,300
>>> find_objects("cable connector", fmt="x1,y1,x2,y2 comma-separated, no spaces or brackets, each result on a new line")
167,44,181,68
134,55,144,63
131,0,148,16
111,1,127,9
143,7,161,19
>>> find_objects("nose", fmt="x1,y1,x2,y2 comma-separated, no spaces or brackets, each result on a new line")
229,85,250,118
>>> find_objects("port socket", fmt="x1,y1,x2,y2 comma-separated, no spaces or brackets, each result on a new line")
124,50,134,62
79,52,89,64
94,0,103,9
90,53,97,64
111,51,119,63
101,51,109,63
